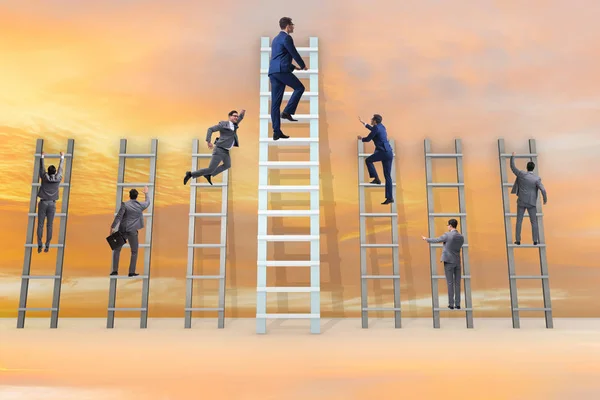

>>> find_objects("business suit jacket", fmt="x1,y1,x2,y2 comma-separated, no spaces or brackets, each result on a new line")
206,111,245,150
111,195,151,233
362,123,393,153
510,155,547,207
268,31,306,75
38,157,64,201
426,229,464,264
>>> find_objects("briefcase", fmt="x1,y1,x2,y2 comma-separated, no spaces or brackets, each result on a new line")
106,230,127,250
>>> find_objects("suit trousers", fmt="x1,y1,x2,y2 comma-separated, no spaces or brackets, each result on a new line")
515,204,539,243
37,199,56,246
269,72,305,134
444,262,462,307
191,146,231,178
112,231,139,274
365,150,394,200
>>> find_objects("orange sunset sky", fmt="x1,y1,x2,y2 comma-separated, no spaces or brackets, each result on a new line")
1,0,599,319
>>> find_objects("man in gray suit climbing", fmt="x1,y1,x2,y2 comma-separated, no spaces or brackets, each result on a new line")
109,186,150,277
422,219,465,309
37,151,65,253
184,109,246,185
510,152,548,245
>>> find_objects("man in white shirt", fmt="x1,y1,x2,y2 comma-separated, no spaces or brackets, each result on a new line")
184,109,245,185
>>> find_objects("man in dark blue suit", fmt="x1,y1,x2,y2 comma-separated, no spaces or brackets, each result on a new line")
358,114,395,204
268,17,308,140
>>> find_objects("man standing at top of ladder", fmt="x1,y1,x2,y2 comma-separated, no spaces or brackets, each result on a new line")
268,16,307,140
422,219,465,310
510,152,547,245
109,187,150,277
183,109,246,185
37,151,64,253
357,114,395,204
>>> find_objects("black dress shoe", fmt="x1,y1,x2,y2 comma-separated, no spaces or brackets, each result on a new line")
514,241,521,245
281,112,297,122
273,131,290,140
448,305,455,310
128,273,139,277
110,271,118,276
204,175,213,185
37,245,42,254
455,305,461,310
183,171,192,185
370,178,381,185
381,199,394,205
533,242,538,245
44,244,50,253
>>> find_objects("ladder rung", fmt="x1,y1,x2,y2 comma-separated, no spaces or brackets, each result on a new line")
32,183,69,187
359,183,397,187
191,183,227,187
260,91,318,99
260,69,319,75
510,275,549,279
260,114,319,121
22,275,60,280
508,244,546,248
28,213,67,217
191,153,214,158
122,244,150,248
432,275,471,279
258,235,319,242
25,244,64,248
190,213,226,217
259,161,319,169
188,244,226,248
360,244,399,248
109,275,149,279
433,308,474,311
257,287,319,293
430,243,469,248
261,46,318,54
186,275,224,280
256,313,320,319
428,213,466,217
505,213,543,217
361,275,400,279
259,210,318,217
34,153,73,158
259,185,319,192
358,153,396,157
427,183,464,187
425,153,463,158
18,307,58,311
362,307,401,311
259,138,318,146
107,308,147,311
118,153,156,158
502,183,515,187
513,308,551,311
114,212,152,217
116,183,154,187
360,213,397,217
500,153,537,158
185,307,224,312
258,261,319,267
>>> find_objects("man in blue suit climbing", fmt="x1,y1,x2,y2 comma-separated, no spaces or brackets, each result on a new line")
268,17,308,140
358,114,395,205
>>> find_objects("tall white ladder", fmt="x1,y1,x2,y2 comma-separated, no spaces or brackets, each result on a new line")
17,138,75,328
424,139,474,328
497,138,552,328
357,139,401,328
256,36,320,334
184,139,229,329
107,139,158,329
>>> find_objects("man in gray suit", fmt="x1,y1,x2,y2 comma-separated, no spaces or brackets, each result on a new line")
183,109,246,185
109,187,150,277
37,151,64,253
422,219,465,309
510,152,548,245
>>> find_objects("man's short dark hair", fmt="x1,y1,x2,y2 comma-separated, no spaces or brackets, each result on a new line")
279,17,293,29
527,161,535,172
448,219,458,229
229,110,238,117
47,165,56,175
129,189,138,200
372,114,383,124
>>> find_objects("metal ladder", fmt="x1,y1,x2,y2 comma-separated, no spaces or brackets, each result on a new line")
107,139,158,329
357,139,401,328
184,139,229,329
256,36,320,334
497,138,552,328
17,139,75,328
424,139,474,328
